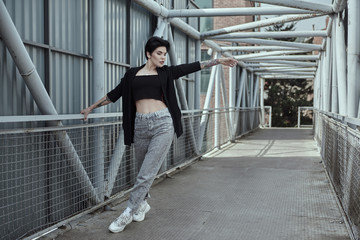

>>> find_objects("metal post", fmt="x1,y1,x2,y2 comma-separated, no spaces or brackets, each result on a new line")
229,65,236,136
331,16,338,114
335,13,347,116
198,53,218,149
92,0,105,201
214,64,220,149
347,0,360,118
0,1,100,204
260,78,265,127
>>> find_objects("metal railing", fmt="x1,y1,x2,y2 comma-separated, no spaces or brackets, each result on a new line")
314,110,360,240
0,107,260,240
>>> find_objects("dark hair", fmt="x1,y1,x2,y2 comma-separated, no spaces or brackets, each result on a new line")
144,36,170,59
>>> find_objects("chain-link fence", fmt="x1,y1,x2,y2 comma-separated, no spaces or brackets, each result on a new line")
0,108,259,240
314,111,360,240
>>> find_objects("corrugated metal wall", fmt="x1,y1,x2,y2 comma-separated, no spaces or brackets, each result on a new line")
0,1,201,239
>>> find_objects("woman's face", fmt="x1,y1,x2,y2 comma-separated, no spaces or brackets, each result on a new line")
147,46,167,67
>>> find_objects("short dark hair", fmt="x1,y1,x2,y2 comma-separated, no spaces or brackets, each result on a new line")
144,36,170,59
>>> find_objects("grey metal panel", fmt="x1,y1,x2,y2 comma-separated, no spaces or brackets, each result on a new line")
104,0,128,114
49,0,90,54
1,0,45,120
105,0,127,63
130,2,152,66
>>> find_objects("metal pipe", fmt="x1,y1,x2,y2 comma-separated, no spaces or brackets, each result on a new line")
169,18,201,40
256,71,315,76
335,13,347,116
207,31,327,40
347,0,360,118
234,50,309,60
198,54,218,149
254,67,317,72
167,7,315,17
201,14,324,38
331,15,338,113
214,64,220,149
333,0,347,13
246,0,333,13
229,64,236,140
0,0,100,204
104,129,126,198
221,46,303,52
92,0,105,201
260,78,265,127
258,75,315,79
241,55,319,61
230,38,323,51
245,61,318,67
132,0,169,17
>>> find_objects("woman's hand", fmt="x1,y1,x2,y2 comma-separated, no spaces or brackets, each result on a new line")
80,107,92,121
219,58,238,67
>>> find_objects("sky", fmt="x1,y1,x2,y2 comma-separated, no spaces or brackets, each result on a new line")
260,0,332,31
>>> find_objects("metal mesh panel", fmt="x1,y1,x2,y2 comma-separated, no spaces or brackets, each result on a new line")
314,111,360,239
0,109,259,240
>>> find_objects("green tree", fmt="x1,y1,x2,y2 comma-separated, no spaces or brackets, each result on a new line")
264,21,313,127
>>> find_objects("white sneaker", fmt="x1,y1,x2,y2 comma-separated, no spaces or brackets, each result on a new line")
133,201,151,222
108,212,133,233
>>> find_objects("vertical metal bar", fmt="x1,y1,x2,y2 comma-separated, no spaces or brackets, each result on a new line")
347,0,360,117
194,40,201,110
93,0,105,201
214,64,220,148
260,78,265,126
298,107,301,128
331,16,338,114
335,13,347,116
198,53,218,149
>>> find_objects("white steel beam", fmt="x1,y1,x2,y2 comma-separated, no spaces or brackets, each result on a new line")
167,7,315,17
234,50,310,60
245,61,318,67
335,14,347,116
243,55,319,61
229,38,323,51
253,67,316,72
201,14,324,38
347,0,360,118
207,31,327,40
256,72,315,75
258,75,315,79
132,0,169,17
221,46,303,52
246,0,333,13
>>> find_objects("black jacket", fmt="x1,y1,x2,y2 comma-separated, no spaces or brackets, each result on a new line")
107,61,201,146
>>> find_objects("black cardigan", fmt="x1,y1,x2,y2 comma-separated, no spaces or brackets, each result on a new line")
107,61,201,146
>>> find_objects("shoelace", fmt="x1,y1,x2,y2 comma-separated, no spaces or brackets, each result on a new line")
115,214,131,225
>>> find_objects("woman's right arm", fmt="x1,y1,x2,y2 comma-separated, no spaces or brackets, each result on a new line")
80,95,112,120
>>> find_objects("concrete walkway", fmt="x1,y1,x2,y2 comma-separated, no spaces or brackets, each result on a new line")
54,129,350,240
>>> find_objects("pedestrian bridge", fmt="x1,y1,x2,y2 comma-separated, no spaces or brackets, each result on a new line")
53,128,351,240
0,0,360,240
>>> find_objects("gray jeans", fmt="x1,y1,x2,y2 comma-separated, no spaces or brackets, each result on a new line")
127,108,175,211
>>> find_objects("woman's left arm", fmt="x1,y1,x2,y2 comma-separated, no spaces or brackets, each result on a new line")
200,58,238,69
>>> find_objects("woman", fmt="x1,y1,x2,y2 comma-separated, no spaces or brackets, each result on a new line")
81,36,237,233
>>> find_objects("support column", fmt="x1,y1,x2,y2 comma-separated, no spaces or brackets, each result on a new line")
92,0,105,201
347,0,360,117
335,13,347,116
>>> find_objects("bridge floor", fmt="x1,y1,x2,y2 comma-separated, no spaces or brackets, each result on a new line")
54,129,350,240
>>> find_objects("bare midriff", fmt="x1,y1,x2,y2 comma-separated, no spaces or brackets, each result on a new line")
135,99,167,114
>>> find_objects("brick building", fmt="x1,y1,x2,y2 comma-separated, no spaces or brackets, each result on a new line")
198,0,255,109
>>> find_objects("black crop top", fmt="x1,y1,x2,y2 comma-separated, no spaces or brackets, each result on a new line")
132,75,163,101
